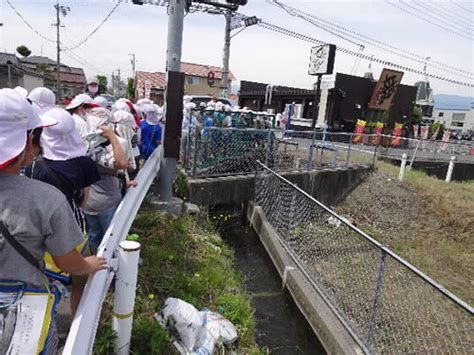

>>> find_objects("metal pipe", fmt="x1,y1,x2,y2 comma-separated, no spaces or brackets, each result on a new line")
113,241,141,355
399,153,407,181
445,156,456,183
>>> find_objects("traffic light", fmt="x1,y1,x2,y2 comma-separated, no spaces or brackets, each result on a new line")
244,16,258,27
226,0,248,5
132,0,144,5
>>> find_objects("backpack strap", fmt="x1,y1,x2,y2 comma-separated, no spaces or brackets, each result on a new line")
0,222,44,273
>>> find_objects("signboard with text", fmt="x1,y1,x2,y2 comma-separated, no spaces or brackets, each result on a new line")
144,79,152,99
368,68,404,111
308,44,336,76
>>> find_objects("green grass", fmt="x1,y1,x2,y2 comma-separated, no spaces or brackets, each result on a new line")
94,210,260,354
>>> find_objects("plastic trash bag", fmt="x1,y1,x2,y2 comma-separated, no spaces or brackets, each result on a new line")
157,298,203,352
157,298,238,355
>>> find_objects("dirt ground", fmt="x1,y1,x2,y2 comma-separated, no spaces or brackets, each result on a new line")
335,164,474,305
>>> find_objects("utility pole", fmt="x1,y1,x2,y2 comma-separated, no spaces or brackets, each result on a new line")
52,1,69,103
129,53,136,79
220,9,232,98
159,0,185,202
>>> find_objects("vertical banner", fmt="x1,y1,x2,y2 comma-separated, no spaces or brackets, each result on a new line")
441,131,450,150
420,126,429,140
144,80,152,99
391,123,403,146
413,124,419,139
371,122,384,145
368,69,404,111
353,119,366,143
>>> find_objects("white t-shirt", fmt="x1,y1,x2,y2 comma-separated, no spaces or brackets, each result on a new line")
72,113,88,138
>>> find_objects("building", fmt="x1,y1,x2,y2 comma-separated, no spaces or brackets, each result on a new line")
432,105,474,134
0,52,44,91
135,62,236,101
239,73,418,132
414,78,434,118
20,56,86,99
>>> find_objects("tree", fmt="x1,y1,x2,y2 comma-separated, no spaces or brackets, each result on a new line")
36,63,54,82
96,75,108,94
126,78,135,100
16,45,31,57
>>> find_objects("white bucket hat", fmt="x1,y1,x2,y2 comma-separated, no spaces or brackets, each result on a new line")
40,108,87,161
142,103,159,125
93,96,109,108
113,110,137,129
86,107,113,135
66,93,99,110
114,100,131,112
0,89,41,168
14,86,28,98
28,87,56,114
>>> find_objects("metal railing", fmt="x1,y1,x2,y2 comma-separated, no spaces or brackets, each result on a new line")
63,147,161,354
184,127,474,178
255,161,474,354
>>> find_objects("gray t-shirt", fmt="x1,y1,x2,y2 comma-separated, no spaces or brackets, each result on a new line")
0,172,83,289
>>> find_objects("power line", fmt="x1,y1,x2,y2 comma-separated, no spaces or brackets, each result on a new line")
385,0,473,40
6,0,56,43
430,0,473,24
426,0,474,29
450,0,474,14
268,0,474,79
63,0,122,51
409,0,473,34
251,18,473,87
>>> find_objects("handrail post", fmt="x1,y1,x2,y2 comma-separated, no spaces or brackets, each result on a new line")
399,153,407,181
445,156,456,183
113,241,141,355
367,250,387,349
308,129,316,169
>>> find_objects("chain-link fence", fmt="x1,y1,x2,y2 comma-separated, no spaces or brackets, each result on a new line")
255,161,474,354
183,127,474,178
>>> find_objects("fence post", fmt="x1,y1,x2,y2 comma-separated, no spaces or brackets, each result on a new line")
346,134,353,167
192,125,199,178
445,156,456,183
399,153,407,181
408,138,422,170
265,129,272,167
184,123,192,172
113,241,141,355
287,190,297,239
308,130,316,168
367,250,387,349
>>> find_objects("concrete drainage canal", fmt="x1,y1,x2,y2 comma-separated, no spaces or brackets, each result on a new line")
209,205,325,355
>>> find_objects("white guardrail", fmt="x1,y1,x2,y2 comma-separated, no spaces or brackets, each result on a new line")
63,147,162,354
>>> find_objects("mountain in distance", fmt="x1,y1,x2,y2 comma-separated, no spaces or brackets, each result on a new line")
433,94,474,110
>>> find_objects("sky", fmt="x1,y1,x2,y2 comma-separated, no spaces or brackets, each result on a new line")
0,0,473,97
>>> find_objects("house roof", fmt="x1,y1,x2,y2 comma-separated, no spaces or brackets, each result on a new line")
0,52,19,65
135,71,167,90
181,62,235,81
0,52,43,78
21,55,58,66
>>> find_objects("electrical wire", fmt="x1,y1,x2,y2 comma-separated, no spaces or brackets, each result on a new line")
426,0,473,29
6,0,56,43
62,0,122,51
450,0,474,14
252,18,473,87
407,0,473,35
385,0,473,40
268,0,474,78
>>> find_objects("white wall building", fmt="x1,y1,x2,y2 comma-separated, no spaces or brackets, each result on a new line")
432,105,474,134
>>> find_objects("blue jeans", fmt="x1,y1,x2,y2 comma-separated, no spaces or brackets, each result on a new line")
85,207,117,253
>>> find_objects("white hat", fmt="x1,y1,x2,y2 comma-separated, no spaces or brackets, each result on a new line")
86,107,113,135
224,104,232,112
199,102,207,108
40,108,87,161
0,89,37,168
142,104,159,125
183,95,192,104
66,93,99,110
136,98,153,107
142,103,156,114
93,96,109,108
28,87,56,114
14,86,28,98
114,100,131,112
87,76,98,85
113,110,137,129
184,102,196,111
204,105,214,112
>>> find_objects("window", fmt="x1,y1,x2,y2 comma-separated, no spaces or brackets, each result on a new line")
186,76,200,86
452,113,466,122
451,122,464,127
438,112,444,117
